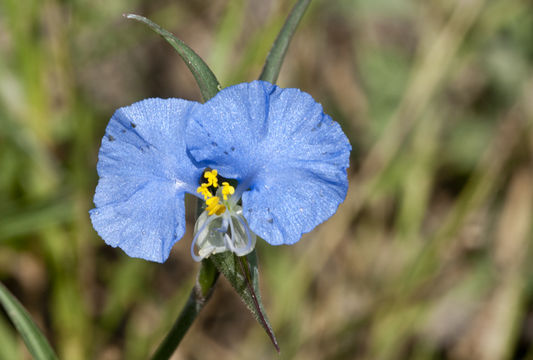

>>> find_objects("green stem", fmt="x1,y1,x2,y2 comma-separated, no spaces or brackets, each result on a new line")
259,0,312,83
150,259,219,360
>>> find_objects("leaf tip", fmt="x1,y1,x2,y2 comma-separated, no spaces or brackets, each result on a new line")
273,338,281,353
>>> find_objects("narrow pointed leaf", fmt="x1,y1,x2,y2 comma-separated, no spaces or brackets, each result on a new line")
125,14,221,102
210,250,279,351
0,282,58,360
259,0,311,84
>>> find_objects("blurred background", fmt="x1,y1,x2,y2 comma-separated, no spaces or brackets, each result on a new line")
1,0,533,359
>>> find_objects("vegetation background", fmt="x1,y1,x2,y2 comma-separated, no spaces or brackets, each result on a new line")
1,0,533,359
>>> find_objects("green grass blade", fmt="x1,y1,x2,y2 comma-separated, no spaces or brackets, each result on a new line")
0,282,58,360
125,14,221,102
259,0,311,84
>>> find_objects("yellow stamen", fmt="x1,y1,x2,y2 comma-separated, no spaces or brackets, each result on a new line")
221,182,235,201
196,169,234,216
206,196,226,216
204,170,219,188
196,183,212,200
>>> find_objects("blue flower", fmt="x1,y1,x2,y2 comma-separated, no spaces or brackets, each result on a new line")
90,81,351,263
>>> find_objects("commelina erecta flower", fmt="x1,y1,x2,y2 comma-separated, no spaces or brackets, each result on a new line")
90,81,351,263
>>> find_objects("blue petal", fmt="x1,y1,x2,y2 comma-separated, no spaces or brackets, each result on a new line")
90,98,203,262
90,182,185,262
186,81,273,182
187,81,351,245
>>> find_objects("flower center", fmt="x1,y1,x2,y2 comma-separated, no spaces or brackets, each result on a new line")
196,169,235,215
191,169,255,261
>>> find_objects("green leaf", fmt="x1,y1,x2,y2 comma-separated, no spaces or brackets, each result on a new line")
125,14,221,102
0,282,58,360
259,0,311,84
210,250,279,352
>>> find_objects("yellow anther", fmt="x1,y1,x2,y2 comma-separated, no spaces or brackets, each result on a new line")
206,196,226,216
204,170,219,188
196,183,212,200
221,182,235,201
197,169,233,216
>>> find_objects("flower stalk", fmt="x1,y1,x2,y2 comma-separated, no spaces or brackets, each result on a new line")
150,259,218,360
